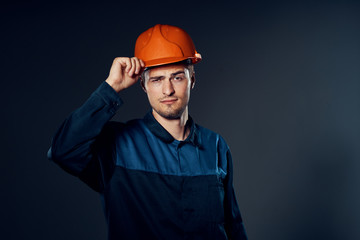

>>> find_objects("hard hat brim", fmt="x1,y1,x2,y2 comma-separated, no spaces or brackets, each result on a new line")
144,56,202,68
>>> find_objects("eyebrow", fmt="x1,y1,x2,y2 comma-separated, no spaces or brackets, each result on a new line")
171,71,186,77
149,71,186,81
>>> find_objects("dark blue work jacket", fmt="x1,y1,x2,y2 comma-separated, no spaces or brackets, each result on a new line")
48,82,247,240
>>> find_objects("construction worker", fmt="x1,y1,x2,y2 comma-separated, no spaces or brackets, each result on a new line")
48,24,248,240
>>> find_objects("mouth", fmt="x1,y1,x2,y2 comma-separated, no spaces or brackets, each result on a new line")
160,98,178,104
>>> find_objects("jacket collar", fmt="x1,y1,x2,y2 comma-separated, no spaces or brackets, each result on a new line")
143,111,202,147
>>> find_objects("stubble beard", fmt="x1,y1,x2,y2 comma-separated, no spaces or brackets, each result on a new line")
153,103,187,120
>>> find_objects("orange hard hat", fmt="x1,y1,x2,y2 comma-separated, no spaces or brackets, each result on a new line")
134,24,202,68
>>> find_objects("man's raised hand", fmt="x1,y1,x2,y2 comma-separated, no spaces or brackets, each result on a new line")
105,57,145,93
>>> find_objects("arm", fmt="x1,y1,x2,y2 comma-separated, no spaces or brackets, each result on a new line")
47,82,122,191
48,57,144,192
224,150,248,240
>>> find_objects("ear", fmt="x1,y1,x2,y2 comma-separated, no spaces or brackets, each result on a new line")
190,74,196,89
140,78,147,93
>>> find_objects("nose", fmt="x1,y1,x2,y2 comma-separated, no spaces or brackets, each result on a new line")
162,79,175,96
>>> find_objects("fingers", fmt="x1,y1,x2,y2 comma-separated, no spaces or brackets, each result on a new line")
128,57,144,77
112,57,130,76
112,56,144,78
129,58,136,77
107,57,145,92
135,58,145,74
124,58,131,73
134,57,141,75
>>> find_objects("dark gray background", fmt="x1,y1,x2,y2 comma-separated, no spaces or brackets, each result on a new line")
1,1,359,239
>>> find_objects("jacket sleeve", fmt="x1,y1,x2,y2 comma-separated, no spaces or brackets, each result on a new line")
224,149,248,240
47,82,123,192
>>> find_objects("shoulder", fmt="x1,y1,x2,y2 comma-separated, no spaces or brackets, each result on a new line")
104,119,144,133
96,119,147,149
94,119,146,153
195,124,226,140
195,124,230,150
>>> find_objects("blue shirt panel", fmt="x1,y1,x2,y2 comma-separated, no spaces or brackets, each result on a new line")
114,119,228,178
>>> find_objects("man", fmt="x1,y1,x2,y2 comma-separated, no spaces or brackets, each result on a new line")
48,24,248,240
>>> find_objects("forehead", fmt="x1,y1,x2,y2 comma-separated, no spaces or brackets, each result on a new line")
148,63,186,77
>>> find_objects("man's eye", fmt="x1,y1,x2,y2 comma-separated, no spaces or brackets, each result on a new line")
150,78,160,82
174,75,185,81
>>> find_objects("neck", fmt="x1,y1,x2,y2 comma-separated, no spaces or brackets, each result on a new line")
152,108,190,141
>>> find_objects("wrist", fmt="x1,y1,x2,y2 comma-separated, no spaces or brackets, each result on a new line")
105,78,124,93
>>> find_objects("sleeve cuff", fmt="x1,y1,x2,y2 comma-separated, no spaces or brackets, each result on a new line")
93,81,124,114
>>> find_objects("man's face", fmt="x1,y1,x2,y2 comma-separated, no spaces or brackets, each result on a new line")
144,63,194,120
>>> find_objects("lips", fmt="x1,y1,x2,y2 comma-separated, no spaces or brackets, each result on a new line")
160,98,178,104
